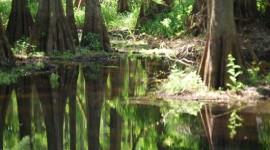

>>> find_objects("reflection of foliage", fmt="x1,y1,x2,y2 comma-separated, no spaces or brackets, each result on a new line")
4,90,20,148
0,63,45,85
160,100,204,149
111,102,161,149
50,73,59,89
0,70,19,85
258,116,270,149
12,136,30,150
228,110,243,139
161,101,203,124
83,64,103,80
131,59,148,97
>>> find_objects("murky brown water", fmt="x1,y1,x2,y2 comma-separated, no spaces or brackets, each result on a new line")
0,57,269,150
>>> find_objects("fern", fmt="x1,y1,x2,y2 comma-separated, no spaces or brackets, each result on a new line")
12,136,31,150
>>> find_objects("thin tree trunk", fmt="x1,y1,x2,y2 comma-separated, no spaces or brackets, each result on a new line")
66,0,79,45
74,0,85,8
117,0,130,13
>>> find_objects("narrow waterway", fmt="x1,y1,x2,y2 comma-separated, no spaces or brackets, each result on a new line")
0,56,269,150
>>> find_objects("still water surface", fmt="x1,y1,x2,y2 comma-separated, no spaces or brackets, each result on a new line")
0,57,270,150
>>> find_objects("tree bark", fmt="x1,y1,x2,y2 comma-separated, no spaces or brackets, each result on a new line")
234,0,258,21
117,0,130,13
81,0,112,52
30,0,75,53
0,15,14,64
198,0,244,89
66,0,79,45
6,0,33,44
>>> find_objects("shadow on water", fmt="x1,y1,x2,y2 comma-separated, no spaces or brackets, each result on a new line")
0,56,270,149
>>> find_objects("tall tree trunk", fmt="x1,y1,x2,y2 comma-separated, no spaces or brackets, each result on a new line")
30,0,75,53
6,0,33,44
81,0,112,52
66,0,79,45
0,15,14,64
117,0,130,13
198,0,244,89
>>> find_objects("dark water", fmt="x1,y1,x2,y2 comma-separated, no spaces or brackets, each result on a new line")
0,57,270,150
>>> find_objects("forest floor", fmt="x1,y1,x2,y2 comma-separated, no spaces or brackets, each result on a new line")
111,23,270,103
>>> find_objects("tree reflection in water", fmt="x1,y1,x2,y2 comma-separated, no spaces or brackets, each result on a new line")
0,57,270,149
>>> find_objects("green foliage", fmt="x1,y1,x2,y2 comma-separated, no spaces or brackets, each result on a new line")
226,54,244,92
161,65,205,95
102,0,139,30
0,69,20,85
244,62,270,86
51,49,73,58
265,74,270,85
246,63,260,85
74,7,85,27
83,33,101,50
50,73,59,89
12,136,31,150
228,110,243,139
28,0,39,19
257,0,268,13
160,100,204,149
12,37,36,55
140,0,194,37
0,0,11,27
258,116,270,149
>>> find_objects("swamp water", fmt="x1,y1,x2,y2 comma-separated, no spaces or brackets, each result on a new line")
0,56,270,150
